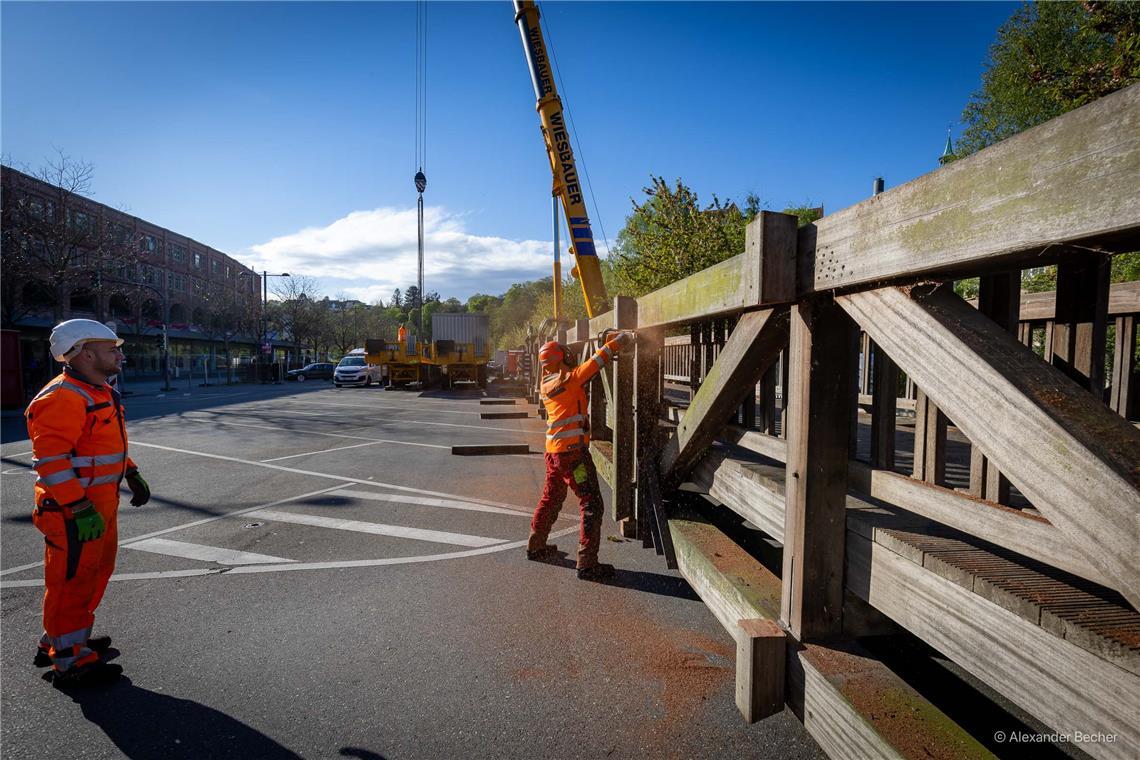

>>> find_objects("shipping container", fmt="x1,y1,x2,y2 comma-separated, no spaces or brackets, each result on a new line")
432,313,489,351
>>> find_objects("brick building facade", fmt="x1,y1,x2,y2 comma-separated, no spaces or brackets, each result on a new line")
1,165,271,392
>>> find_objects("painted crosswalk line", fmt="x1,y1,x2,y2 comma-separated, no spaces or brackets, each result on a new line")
126,538,295,565
330,489,532,517
245,509,504,547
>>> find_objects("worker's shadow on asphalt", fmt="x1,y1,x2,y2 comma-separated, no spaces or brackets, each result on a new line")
544,555,700,601
63,674,303,759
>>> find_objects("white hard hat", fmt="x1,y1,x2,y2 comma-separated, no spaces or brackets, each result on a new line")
49,319,124,363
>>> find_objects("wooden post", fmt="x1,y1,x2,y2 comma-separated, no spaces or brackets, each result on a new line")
779,348,790,439
781,297,857,641
969,273,1019,502
689,323,701,399
1110,315,1136,418
759,361,779,434
735,618,786,723
612,296,637,534
912,389,946,486
860,333,872,395
1052,255,1110,394
869,342,898,469
634,321,664,542
702,321,714,390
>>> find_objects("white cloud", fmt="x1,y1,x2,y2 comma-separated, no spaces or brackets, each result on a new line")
244,206,609,304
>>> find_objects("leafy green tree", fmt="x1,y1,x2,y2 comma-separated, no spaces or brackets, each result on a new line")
609,177,760,297
957,1,1140,158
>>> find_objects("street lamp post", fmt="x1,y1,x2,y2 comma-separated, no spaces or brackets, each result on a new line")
242,270,289,382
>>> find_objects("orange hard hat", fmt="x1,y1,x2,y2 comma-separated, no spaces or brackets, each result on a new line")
539,341,567,369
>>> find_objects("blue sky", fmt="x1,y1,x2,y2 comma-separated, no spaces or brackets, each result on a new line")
2,1,1018,303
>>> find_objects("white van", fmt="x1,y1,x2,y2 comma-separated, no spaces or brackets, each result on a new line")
334,348,383,388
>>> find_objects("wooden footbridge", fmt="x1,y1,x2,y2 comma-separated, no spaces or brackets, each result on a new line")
544,84,1139,757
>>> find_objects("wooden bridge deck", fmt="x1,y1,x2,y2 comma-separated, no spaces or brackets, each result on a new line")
522,84,1140,759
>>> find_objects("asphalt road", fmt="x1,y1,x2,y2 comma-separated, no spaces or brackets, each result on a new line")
1,381,824,760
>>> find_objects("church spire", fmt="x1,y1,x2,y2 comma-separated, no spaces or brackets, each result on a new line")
940,125,956,165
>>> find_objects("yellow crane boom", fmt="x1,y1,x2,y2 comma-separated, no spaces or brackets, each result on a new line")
513,0,609,318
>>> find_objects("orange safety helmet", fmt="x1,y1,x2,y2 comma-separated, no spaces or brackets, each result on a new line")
539,340,575,369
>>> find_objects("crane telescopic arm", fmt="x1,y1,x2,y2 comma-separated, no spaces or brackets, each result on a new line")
513,0,609,319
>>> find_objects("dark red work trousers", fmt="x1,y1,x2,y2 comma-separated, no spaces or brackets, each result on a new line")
529,449,604,568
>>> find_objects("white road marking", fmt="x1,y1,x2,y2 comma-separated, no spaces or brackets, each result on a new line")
128,440,532,511
2,469,35,475
0,484,349,577
0,451,33,459
0,526,579,588
188,408,537,435
175,416,451,447
331,488,532,517
245,509,503,547
260,441,387,462
127,538,295,565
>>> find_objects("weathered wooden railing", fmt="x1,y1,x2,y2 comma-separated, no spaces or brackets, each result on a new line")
567,84,1140,758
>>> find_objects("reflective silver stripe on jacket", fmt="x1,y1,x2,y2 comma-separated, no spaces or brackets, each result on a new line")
546,427,586,441
76,473,121,487
32,453,72,470
58,382,96,406
600,345,614,359
592,355,606,369
547,414,584,430
37,470,79,486
71,452,126,467
31,381,64,403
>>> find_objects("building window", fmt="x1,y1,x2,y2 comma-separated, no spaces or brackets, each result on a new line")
68,209,93,234
110,223,130,245
171,244,186,264
225,264,232,278
142,234,159,255
168,272,175,289
193,252,203,269
211,259,221,275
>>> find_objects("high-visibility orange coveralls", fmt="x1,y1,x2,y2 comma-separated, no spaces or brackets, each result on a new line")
528,335,625,568
26,367,135,672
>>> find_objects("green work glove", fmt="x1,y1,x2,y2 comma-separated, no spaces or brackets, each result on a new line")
125,469,151,507
71,502,105,542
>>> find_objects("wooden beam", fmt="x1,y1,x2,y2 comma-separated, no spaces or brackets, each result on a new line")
969,273,1019,502
1051,255,1111,393
838,285,1140,608
846,531,1140,759
911,390,946,486
634,322,665,550
735,618,785,723
743,210,798,305
1013,280,1140,322
869,342,898,469
611,296,637,527
658,308,788,482
848,462,1108,587
1110,314,1136,417
798,83,1140,295
781,297,858,640
631,212,798,329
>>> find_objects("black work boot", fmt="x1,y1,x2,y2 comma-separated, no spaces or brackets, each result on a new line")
526,544,558,561
51,660,123,688
576,563,615,582
35,635,112,667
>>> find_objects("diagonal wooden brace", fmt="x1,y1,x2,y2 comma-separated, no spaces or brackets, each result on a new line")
838,285,1140,609
659,307,789,485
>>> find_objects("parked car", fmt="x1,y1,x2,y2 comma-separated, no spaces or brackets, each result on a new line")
334,349,384,388
287,363,335,382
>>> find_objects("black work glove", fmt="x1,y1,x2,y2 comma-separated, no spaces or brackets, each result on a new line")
125,468,151,507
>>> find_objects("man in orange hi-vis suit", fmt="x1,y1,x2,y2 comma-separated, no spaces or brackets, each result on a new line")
527,329,634,581
27,319,151,687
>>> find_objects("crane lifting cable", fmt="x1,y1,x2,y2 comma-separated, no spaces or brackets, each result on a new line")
413,0,428,338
